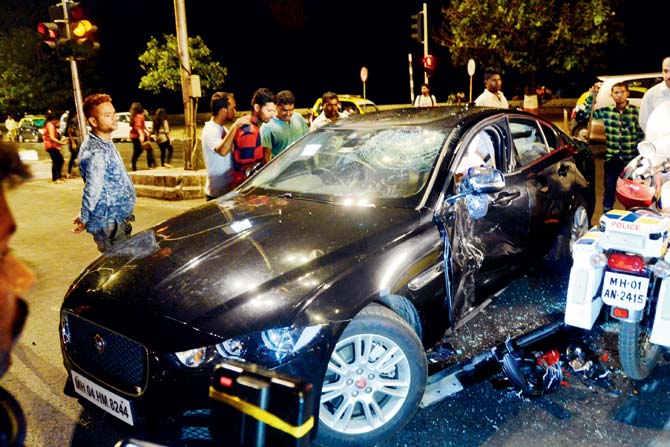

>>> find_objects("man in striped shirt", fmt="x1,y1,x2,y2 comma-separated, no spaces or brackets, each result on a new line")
584,82,644,212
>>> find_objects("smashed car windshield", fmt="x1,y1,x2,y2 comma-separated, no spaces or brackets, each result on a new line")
245,126,447,200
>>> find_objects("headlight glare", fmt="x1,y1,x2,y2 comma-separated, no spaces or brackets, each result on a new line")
590,252,608,268
175,347,209,367
175,325,324,369
651,259,670,278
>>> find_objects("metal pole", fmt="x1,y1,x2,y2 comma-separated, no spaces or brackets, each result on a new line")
60,1,87,140
70,59,87,140
174,0,194,170
409,53,415,104
422,2,428,85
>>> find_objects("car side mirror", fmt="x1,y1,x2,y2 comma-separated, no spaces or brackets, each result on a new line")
461,166,505,194
444,167,505,219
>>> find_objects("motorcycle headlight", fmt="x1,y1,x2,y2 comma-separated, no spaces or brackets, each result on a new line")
175,325,324,369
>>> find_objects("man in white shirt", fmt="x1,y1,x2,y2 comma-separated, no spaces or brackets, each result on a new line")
311,91,346,131
201,92,250,201
640,56,670,133
474,67,509,108
414,83,437,107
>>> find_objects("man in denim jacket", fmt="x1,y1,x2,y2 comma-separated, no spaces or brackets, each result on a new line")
72,94,136,252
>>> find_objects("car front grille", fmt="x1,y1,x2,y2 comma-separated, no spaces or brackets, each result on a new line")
62,312,149,395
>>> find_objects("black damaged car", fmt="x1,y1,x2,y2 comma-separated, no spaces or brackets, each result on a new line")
59,107,595,447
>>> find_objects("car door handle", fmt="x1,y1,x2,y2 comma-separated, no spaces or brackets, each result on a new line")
492,190,521,206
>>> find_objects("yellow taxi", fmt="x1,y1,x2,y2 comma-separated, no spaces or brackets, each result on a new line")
309,94,378,124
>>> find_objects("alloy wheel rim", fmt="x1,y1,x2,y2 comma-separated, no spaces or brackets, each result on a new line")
569,205,589,254
320,333,411,434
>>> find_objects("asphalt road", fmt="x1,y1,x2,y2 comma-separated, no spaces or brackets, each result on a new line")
2,144,669,447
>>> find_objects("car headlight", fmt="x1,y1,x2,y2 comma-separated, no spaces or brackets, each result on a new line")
175,325,324,369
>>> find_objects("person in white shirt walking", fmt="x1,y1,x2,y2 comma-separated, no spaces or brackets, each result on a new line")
474,67,509,108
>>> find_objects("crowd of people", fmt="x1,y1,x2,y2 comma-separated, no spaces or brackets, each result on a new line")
1,56,669,254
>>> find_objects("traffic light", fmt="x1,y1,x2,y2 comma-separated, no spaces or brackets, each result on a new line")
411,12,424,43
37,21,60,56
60,2,100,59
423,55,435,77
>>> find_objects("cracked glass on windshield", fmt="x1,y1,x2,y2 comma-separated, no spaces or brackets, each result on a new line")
244,126,448,202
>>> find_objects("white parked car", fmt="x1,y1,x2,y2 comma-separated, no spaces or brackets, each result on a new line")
111,112,153,141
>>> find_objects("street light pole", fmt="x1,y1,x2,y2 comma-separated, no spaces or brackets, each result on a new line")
59,1,87,141
409,53,415,104
174,0,195,170
422,2,428,85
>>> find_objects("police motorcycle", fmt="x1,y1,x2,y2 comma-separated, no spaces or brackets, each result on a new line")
564,108,670,380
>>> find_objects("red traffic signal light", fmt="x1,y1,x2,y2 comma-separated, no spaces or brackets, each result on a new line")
37,22,61,56
423,55,436,77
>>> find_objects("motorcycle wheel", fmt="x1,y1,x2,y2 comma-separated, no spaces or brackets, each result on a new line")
572,124,588,141
619,321,663,380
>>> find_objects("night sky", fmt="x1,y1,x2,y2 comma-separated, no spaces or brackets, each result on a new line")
30,0,670,113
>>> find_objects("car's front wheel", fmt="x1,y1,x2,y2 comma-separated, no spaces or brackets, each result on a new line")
316,304,427,447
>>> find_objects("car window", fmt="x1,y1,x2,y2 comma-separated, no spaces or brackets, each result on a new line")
245,126,448,203
456,128,498,174
361,104,379,113
117,114,129,123
539,122,558,150
509,119,549,167
341,101,358,115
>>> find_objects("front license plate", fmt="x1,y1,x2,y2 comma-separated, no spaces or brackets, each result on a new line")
601,271,649,311
71,371,134,426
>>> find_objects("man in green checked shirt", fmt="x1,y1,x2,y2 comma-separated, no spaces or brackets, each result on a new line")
584,82,645,212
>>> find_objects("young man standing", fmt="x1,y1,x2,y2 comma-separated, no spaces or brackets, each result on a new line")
231,88,276,187
201,91,250,200
414,83,437,108
72,93,136,253
474,67,509,108
584,82,644,213
261,90,308,161
311,91,345,131
639,56,670,133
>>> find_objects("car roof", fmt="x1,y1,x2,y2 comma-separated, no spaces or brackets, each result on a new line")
321,105,514,130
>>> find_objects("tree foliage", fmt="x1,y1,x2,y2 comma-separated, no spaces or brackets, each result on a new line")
0,27,71,113
138,34,227,95
437,0,623,81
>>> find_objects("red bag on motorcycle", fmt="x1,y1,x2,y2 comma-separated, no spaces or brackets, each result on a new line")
616,157,657,209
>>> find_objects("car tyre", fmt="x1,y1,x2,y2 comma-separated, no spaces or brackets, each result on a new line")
572,124,588,142
555,194,591,264
316,303,427,447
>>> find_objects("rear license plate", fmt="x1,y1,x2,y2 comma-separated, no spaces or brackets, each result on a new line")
71,371,134,426
601,271,649,311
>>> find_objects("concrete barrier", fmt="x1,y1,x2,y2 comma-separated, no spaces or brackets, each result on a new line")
128,167,207,200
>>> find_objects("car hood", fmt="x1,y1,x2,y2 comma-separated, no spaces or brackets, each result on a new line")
66,194,420,339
